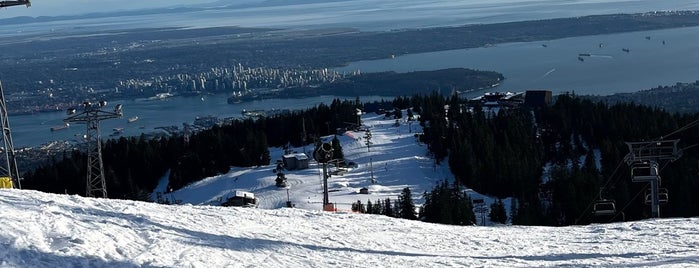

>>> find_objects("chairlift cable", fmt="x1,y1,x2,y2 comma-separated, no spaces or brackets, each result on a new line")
574,159,625,224
680,142,699,152
592,116,699,220
657,117,699,140
576,111,699,224
608,183,648,223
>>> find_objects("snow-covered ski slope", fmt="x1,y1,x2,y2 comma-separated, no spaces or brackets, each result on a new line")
166,111,455,212
1,189,698,267
2,111,698,267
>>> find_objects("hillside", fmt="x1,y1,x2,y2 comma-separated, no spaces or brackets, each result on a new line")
158,110,458,212
2,110,699,267
1,188,698,267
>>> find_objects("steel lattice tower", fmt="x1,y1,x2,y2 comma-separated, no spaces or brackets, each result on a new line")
0,1,29,189
65,101,122,198
0,81,20,189
625,140,681,218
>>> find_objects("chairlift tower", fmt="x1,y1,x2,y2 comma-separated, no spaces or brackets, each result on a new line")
65,101,123,198
0,81,20,189
625,139,681,218
0,1,31,189
0,0,31,190
313,142,333,210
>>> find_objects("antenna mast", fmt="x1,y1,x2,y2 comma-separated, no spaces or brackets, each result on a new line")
65,101,123,198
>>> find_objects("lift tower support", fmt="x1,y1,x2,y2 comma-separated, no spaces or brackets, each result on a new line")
0,0,30,188
313,142,334,211
65,101,122,198
0,81,20,189
625,140,681,218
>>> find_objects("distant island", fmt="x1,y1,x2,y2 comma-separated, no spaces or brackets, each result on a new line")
228,68,504,103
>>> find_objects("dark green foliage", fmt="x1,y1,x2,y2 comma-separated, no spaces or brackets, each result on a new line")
415,92,544,198
319,68,503,97
331,136,344,161
414,90,699,224
382,197,394,217
364,129,372,152
21,98,364,200
489,199,507,224
351,200,366,213
275,172,288,188
398,187,418,220
421,180,475,225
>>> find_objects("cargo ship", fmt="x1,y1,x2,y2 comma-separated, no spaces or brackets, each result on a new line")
50,123,70,131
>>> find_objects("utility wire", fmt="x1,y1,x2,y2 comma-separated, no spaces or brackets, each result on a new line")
575,114,699,224
610,183,647,223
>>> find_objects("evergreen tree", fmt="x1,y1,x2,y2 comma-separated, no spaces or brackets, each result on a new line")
275,172,287,187
364,129,373,152
331,135,344,161
393,108,403,119
398,187,417,220
489,199,508,224
382,197,394,217
421,180,475,225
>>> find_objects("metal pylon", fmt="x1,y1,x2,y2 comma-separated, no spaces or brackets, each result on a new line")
0,81,20,188
625,140,681,218
65,101,122,198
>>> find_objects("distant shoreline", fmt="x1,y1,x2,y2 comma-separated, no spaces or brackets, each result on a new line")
2,11,699,114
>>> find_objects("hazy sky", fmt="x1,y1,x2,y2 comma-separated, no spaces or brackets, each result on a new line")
0,0,214,18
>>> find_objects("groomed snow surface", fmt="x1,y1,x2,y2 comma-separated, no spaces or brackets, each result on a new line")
1,112,698,267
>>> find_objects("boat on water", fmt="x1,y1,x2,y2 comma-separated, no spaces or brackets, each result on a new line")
50,123,70,131
227,93,260,104
578,56,584,62
128,116,139,123
147,92,173,101
241,109,267,118
110,127,124,137
578,53,591,57
622,48,630,53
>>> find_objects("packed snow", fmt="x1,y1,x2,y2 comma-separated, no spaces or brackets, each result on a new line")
2,189,699,267
1,111,699,267
161,111,451,213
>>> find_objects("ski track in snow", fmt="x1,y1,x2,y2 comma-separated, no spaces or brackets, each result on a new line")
2,190,699,267
1,111,699,267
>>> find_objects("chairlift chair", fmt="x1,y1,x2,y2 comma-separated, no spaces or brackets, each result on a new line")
593,199,617,216
631,161,659,182
659,188,669,203
645,188,669,204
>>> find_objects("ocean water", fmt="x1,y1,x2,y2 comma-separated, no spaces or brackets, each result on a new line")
5,0,699,147
3,0,699,38
10,94,388,147
336,26,699,96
